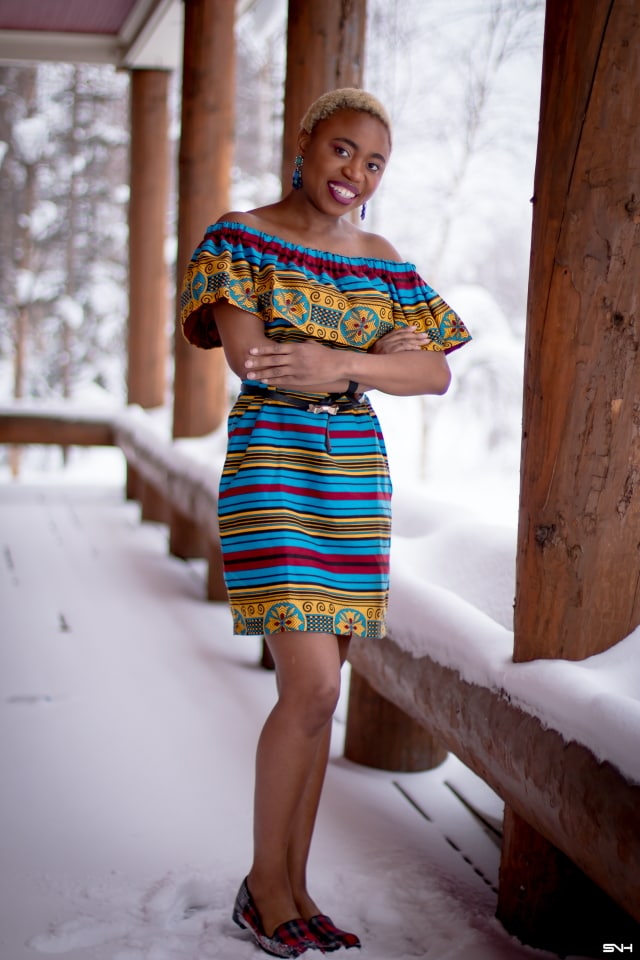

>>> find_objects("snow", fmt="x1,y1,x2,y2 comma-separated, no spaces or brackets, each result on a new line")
3,401,639,791
56,296,85,331
1,479,595,960
13,114,49,165
1,3,635,952
389,506,640,784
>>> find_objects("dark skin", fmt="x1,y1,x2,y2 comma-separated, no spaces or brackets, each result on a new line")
215,109,451,399
215,109,450,938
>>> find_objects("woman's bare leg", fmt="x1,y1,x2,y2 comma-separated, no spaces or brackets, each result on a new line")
246,631,344,937
287,635,350,919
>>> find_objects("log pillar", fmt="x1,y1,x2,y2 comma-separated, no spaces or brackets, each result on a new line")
500,0,640,948
206,537,228,603
498,808,639,958
344,668,447,772
127,69,171,504
514,0,640,663
170,0,235,559
281,0,367,189
128,69,170,411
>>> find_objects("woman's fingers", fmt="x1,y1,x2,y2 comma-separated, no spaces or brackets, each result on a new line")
245,341,335,384
370,327,429,354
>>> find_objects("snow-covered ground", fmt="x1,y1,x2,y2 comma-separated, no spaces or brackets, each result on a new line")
1,472,599,960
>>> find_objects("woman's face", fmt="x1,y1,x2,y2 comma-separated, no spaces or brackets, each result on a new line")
298,109,391,219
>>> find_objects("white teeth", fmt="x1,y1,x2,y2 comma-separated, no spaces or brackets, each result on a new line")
332,184,356,199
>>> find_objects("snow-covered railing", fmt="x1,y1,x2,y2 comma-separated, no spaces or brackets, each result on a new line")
2,401,639,923
346,492,640,923
0,401,229,600
0,401,115,447
113,406,226,543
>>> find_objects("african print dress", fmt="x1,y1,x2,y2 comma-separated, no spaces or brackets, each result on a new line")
180,221,471,638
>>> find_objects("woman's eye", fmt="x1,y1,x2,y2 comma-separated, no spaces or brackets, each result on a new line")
368,162,380,172
335,146,349,157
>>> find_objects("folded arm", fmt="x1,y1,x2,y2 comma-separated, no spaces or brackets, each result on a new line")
213,300,451,397
212,300,352,394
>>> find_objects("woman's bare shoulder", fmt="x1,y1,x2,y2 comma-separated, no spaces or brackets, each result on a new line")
216,210,258,227
216,205,290,234
359,229,405,263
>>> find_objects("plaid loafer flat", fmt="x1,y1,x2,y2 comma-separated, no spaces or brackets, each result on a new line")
307,914,361,951
232,877,323,957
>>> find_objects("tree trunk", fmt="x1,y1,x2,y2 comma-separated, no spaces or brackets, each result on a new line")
10,68,37,479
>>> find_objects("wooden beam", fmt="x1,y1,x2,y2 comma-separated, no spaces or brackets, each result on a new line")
347,632,640,925
0,414,114,447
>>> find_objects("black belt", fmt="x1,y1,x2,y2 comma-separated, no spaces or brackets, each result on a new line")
241,384,363,415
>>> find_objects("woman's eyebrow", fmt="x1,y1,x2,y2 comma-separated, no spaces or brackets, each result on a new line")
334,136,387,164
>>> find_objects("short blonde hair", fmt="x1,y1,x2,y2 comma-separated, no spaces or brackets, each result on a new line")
300,88,392,144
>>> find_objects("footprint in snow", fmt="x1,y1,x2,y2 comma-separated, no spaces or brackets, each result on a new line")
28,872,244,958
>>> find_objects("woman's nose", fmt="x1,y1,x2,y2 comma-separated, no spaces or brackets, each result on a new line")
342,156,365,183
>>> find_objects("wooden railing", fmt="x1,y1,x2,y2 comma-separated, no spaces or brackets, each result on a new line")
1,403,639,939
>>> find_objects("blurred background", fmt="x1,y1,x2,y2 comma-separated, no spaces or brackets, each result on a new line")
0,0,545,520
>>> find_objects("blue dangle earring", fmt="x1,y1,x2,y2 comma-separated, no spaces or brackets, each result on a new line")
292,155,303,190
360,202,367,221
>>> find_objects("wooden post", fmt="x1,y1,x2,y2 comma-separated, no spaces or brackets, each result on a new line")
500,0,640,948
128,69,170,410
140,481,170,525
514,0,640,663
170,0,235,559
206,537,228,603
498,808,640,957
344,668,447,772
127,69,170,504
280,0,367,189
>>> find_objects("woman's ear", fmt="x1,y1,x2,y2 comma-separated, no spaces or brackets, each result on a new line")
297,130,310,157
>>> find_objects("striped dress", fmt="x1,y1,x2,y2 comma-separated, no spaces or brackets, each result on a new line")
180,221,471,638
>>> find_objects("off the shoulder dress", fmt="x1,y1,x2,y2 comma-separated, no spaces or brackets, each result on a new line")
180,221,471,638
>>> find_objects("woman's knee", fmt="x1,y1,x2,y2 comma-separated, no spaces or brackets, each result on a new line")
281,674,340,733
269,631,343,731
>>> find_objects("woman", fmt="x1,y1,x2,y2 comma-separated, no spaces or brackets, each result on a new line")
181,88,471,957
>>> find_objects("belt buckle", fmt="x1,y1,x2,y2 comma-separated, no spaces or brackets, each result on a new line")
307,402,339,415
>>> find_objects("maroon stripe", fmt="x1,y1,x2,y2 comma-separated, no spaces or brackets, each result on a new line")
203,223,418,281
225,550,388,573
219,483,390,501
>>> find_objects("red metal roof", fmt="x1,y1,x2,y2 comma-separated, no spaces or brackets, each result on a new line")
0,0,139,35
0,0,182,68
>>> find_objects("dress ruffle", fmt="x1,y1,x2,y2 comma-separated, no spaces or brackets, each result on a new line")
180,221,471,354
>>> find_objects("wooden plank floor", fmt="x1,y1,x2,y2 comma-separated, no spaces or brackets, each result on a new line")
0,482,584,960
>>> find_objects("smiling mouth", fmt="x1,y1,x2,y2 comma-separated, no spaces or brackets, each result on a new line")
328,181,358,204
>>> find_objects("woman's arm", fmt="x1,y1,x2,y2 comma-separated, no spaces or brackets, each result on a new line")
215,300,450,397
244,332,452,397
213,300,353,394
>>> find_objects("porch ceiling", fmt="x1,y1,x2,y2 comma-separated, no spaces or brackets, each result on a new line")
0,0,183,69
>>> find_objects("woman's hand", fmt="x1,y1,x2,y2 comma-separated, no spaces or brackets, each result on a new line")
244,340,347,389
370,326,430,354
